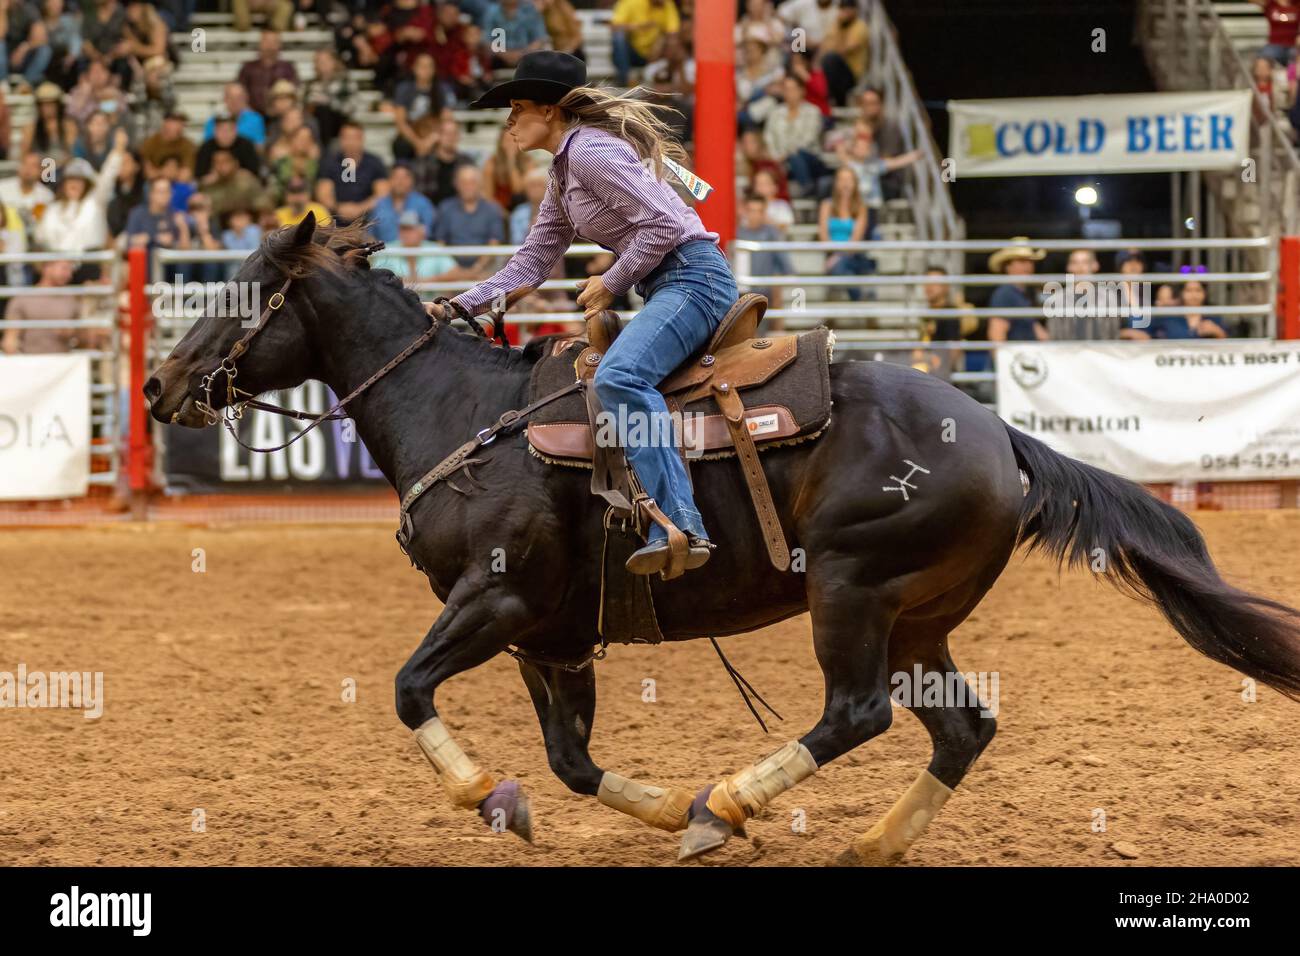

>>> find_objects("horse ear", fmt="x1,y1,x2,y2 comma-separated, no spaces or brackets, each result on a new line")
292,211,317,247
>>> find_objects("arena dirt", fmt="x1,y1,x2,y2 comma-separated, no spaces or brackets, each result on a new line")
2,511,1298,866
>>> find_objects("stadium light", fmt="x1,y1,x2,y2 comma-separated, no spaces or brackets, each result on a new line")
1074,184,1099,206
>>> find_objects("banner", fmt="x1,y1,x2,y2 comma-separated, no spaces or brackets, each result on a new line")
0,354,91,499
948,90,1252,177
163,381,390,492
997,342,1300,482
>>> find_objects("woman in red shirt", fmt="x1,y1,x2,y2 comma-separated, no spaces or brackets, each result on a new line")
1253,0,1300,64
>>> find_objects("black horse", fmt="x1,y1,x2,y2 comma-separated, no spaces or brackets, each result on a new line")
145,218,1300,864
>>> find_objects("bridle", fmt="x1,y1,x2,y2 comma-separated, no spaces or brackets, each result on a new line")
191,241,460,454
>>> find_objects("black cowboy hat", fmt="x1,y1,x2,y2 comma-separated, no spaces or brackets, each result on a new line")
468,50,589,110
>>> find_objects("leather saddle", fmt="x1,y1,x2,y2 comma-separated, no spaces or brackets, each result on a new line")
525,293,834,579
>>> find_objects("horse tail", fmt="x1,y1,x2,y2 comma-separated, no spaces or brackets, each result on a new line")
1005,424,1300,700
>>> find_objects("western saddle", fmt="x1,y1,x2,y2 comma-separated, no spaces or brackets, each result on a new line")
527,292,833,582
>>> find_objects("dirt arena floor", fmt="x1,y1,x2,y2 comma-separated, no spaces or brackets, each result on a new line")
2,511,1299,867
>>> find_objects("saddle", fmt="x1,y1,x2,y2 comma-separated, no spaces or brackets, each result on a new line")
526,293,834,587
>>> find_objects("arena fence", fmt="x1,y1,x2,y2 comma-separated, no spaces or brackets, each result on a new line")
2,235,1299,524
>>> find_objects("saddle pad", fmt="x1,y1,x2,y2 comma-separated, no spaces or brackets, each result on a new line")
526,327,834,465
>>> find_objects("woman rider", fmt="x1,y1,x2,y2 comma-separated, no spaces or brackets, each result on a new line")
427,51,738,576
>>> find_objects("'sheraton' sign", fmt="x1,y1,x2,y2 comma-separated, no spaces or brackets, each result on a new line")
948,90,1252,177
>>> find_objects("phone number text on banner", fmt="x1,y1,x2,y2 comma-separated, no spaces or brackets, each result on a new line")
948,90,1252,177
996,342,1300,482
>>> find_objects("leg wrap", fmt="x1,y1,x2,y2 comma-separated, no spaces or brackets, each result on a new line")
413,717,497,809
705,741,818,829
853,769,953,863
597,772,694,832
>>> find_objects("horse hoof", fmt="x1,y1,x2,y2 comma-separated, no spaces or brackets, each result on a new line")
480,780,533,843
837,835,902,867
677,786,742,861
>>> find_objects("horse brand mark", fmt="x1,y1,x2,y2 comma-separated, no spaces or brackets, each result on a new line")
883,460,931,501
1010,352,1048,388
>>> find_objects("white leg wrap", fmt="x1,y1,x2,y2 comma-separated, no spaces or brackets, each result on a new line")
852,769,954,864
413,717,497,809
597,772,694,832
706,740,818,828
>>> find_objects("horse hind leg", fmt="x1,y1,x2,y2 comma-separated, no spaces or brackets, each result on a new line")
679,574,899,861
518,657,695,833
839,615,997,866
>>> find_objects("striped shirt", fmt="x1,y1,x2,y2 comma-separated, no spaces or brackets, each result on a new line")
452,124,717,314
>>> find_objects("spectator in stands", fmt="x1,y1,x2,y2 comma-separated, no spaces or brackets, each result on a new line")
534,0,582,58
41,0,82,90
736,192,792,324
610,0,680,86
645,32,694,141
200,149,267,218
234,0,293,33
920,266,977,375
83,0,128,74
73,111,120,171
508,167,548,243
1251,0,1300,65
67,60,127,125
835,120,921,215
431,1,487,104
268,104,321,157
372,161,436,242
182,192,225,280
757,73,829,198
740,127,788,193
275,176,332,226
482,126,534,212
140,111,197,179
123,1,171,75
36,130,127,271
221,208,262,259
750,166,793,233
2,0,51,89
374,0,438,93
0,196,28,288
303,49,356,147
238,31,300,117
22,82,75,166
411,115,474,203
196,112,262,179
392,51,448,160
316,120,390,225
986,238,1048,342
737,37,784,127
0,152,55,235
106,148,144,238
163,155,196,213
736,0,786,72
818,165,872,301
1,259,81,355
1053,247,1108,340
434,164,503,271
776,0,836,49
269,124,321,197
819,0,868,106
1158,280,1228,339
375,209,456,279
204,84,267,147
263,81,304,141
126,176,191,255
483,0,548,69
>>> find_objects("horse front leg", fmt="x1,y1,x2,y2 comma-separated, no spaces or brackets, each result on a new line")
518,658,694,833
395,577,534,841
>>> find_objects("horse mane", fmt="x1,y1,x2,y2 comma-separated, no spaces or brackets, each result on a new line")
261,219,378,279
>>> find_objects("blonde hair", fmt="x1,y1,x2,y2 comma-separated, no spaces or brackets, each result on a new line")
556,85,691,180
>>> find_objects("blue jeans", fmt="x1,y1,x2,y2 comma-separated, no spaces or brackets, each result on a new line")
593,239,738,543
611,31,648,86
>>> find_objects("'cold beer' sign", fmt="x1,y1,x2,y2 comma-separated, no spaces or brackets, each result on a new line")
948,90,1251,177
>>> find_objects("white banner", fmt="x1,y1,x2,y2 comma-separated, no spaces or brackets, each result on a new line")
0,354,92,499
949,90,1252,177
997,342,1300,482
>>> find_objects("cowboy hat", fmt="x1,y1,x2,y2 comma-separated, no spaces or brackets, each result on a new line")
468,50,590,110
988,237,1046,273
35,81,63,103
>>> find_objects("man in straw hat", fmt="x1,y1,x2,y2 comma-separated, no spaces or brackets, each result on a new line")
986,236,1049,343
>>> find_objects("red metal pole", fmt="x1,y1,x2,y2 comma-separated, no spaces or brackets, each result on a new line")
1280,235,1300,339
126,247,153,504
693,1,736,248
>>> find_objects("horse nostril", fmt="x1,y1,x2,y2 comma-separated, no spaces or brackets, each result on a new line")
143,376,162,403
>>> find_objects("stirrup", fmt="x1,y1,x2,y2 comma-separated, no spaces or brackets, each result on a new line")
630,494,691,580
626,535,714,577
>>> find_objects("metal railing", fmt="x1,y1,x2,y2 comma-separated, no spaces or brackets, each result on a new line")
0,250,122,487
1140,0,1300,236
863,0,964,247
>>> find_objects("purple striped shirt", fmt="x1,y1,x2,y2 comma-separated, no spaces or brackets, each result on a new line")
451,124,718,314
